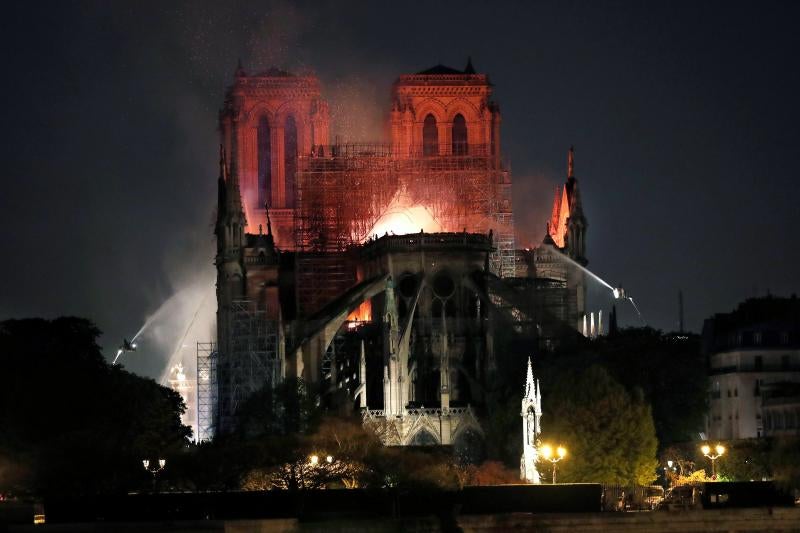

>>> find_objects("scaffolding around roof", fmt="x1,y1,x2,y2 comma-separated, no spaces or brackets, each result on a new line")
293,143,515,315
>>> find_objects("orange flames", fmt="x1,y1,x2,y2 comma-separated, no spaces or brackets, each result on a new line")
347,300,372,324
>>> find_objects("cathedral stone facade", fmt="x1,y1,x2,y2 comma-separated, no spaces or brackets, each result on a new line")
205,60,589,444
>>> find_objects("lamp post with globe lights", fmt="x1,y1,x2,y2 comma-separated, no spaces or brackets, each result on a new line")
701,444,725,480
142,459,166,491
664,460,675,488
309,454,333,467
541,444,567,484
308,454,335,489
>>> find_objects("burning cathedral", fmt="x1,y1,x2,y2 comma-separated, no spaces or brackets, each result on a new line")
197,59,590,451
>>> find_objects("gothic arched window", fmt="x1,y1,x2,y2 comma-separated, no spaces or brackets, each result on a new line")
410,429,438,446
423,114,438,156
284,116,298,208
452,113,468,155
257,116,271,206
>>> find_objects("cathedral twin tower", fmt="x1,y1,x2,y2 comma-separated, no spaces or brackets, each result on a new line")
218,59,506,251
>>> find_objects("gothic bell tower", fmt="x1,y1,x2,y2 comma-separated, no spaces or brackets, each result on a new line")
214,144,247,433
389,58,500,162
219,63,329,248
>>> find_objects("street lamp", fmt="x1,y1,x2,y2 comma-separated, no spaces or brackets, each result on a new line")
310,454,334,466
142,458,166,474
701,444,725,480
142,459,166,492
541,444,567,484
664,460,679,488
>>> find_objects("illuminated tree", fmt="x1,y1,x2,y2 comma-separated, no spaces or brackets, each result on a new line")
541,365,659,485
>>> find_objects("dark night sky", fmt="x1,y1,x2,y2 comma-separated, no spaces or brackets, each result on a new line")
2,1,799,379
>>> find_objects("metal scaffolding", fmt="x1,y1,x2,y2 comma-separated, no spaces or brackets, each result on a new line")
217,299,281,433
295,252,357,319
196,342,217,442
294,143,515,315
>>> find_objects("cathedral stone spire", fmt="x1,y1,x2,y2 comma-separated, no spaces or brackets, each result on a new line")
215,144,246,265
264,201,274,244
217,144,227,220
439,306,451,410
524,356,535,398
520,355,542,483
383,277,405,416
358,339,367,408
223,145,245,226
563,145,586,264
219,143,227,181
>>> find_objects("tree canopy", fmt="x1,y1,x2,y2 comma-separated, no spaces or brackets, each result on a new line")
540,364,659,485
589,328,707,447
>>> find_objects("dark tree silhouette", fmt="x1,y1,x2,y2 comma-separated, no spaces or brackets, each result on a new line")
0,317,190,497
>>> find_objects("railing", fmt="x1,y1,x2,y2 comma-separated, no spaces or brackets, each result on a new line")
301,143,498,160
397,73,488,83
244,254,276,265
405,407,444,417
361,232,493,255
364,406,475,418
602,484,665,512
710,364,800,375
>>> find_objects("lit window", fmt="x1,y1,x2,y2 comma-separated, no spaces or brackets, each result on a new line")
257,116,272,207
452,113,468,155
284,116,298,208
423,114,438,156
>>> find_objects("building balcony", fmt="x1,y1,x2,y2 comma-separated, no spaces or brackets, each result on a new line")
709,363,800,375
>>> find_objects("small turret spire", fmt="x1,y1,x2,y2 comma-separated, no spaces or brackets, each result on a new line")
568,145,575,178
219,143,227,180
216,145,227,227
526,356,534,391
358,339,367,408
264,201,273,239
220,144,245,225
464,56,476,74
235,58,246,78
